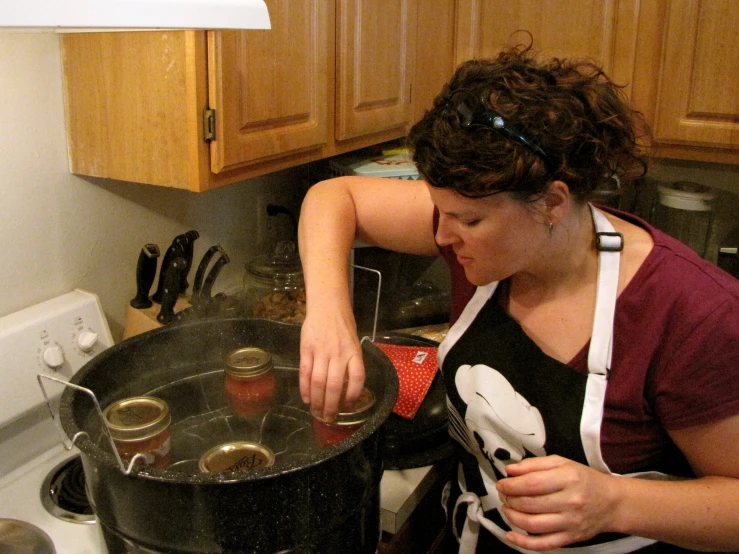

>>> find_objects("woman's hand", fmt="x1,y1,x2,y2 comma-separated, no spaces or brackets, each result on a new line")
496,455,621,551
299,300,365,421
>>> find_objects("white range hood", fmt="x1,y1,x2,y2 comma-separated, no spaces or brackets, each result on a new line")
1,0,270,30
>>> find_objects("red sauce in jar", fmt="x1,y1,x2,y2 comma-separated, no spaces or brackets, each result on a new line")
103,396,172,469
112,428,171,469
312,418,360,448
311,387,375,448
224,347,276,417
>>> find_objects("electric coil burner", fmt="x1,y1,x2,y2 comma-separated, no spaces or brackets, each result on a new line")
41,455,95,524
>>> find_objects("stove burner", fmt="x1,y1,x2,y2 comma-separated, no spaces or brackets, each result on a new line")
40,455,95,524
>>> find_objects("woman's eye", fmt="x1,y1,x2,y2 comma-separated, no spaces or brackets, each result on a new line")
462,219,481,227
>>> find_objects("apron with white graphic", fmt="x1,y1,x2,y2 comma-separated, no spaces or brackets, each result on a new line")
438,206,675,553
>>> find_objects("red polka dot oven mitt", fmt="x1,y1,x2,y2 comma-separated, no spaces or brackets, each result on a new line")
374,342,439,420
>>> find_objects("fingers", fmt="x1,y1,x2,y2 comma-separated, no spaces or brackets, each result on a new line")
320,356,351,421
494,456,617,549
503,454,568,476
504,528,577,552
298,340,314,404
299,319,366,422
344,352,366,402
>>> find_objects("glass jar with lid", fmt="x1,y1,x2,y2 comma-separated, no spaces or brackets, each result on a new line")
244,240,306,324
311,387,376,448
224,347,277,418
102,396,172,468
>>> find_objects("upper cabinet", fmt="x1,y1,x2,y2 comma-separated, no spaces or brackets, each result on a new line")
452,0,739,165
454,0,633,80
208,1,331,175
335,0,417,141
630,0,739,163
61,0,418,192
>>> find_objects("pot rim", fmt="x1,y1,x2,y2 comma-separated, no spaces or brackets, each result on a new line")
60,317,398,484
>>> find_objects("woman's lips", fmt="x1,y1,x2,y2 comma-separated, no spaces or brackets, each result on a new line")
456,254,472,266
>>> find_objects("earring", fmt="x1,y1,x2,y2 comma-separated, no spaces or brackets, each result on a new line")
548,222,554,237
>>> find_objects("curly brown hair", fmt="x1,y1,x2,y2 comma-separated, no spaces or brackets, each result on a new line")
407,44,650,202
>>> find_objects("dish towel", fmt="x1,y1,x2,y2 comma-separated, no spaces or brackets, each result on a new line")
375,342,439,420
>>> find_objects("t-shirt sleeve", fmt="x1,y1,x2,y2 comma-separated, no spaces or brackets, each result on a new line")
651,293,739,430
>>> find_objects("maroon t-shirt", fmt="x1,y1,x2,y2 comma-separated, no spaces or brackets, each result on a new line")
435,207,739,475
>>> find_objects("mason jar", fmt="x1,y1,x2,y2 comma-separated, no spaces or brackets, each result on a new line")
224,347,277,418
103,396,172,469
311,387,376,448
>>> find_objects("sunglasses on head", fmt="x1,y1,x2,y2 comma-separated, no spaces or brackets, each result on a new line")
448,90,551,167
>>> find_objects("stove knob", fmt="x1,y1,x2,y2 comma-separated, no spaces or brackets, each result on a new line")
77,330,99,352
43,345,65,369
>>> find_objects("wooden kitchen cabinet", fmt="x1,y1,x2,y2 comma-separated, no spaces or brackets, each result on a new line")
453,0,637,87
61,0,418,192
629,0,739,163
451,0,739,165
412,0,458,124
335,0,417,141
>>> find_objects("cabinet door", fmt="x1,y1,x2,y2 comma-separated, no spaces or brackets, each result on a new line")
208,0,332,173
413,0,458,124
454,0,637,85
652,0,739,150
62,31,209,190
335,0,418,141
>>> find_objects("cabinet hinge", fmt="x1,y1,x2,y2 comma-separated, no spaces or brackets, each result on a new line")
203,108,216,142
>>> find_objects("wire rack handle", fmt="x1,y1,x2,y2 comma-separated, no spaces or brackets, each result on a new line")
36,374,147,475
351,264,381,343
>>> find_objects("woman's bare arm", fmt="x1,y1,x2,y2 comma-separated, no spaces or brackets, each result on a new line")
298,176,437,420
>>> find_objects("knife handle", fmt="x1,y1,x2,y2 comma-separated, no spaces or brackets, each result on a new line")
130,244,160,309
200,252,231,304
151,238,185,304
192,244,222,307
180,230,200,293
157,257,186,325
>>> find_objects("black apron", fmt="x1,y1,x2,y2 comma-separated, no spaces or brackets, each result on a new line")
438,206,677,553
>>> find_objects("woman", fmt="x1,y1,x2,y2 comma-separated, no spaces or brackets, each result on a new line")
298,45,739,552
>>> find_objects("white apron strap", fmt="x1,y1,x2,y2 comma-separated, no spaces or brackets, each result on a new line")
581,205,621,474
437,281,498,370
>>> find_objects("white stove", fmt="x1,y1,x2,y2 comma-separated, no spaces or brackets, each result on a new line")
0,290,113,553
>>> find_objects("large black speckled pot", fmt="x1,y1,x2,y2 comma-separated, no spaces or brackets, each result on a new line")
58,318,398,554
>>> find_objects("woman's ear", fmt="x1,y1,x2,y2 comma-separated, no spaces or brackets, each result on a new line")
542,180,571,225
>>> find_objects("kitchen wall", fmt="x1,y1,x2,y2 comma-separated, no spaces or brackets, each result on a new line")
0,32,308,340
1,33,737,342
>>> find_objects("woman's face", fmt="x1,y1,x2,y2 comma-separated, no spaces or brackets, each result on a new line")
428,185,548,286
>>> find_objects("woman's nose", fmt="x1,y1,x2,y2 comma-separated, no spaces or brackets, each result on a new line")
435,216,456,247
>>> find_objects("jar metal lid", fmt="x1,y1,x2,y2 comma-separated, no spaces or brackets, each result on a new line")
311,387,376,426
103,397,171,442
225,347,273,378
198,442,275,473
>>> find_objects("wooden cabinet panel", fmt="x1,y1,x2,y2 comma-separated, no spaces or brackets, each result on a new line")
412,0,457,124
652,0,739,150
335,0,417,141
209,0,332,173
454,0,630,78
62,31,209,190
